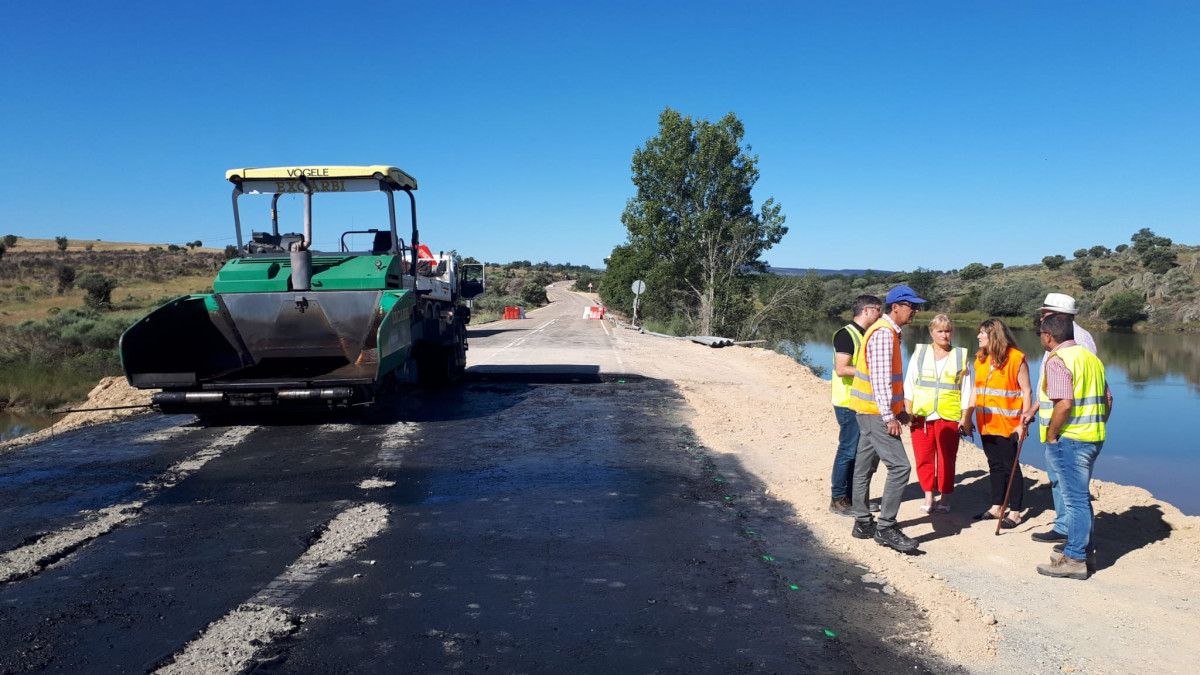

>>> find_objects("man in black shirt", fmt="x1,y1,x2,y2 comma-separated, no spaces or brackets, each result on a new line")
829,294,882,515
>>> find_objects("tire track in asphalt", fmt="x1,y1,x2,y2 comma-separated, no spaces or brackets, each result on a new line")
0,425,254,584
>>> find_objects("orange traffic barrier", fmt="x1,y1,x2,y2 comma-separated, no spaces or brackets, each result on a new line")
582,306,605,320
503,306,526,320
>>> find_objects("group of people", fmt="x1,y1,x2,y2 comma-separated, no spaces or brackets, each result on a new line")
829,287,1113,580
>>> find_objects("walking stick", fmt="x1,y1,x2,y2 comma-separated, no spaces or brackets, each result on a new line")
995,427,1027,536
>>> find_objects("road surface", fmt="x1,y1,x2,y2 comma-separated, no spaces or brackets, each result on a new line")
0,283,946,673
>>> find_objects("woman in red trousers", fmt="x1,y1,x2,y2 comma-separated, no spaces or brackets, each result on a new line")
903,314,973,513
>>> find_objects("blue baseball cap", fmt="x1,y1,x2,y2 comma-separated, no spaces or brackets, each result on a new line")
885,285,927,305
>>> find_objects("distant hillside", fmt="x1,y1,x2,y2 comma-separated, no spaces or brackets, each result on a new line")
769,267,896,278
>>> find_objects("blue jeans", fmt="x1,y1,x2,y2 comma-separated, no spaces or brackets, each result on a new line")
832,406,859,499
1044,448,1067,534
1045,437,1103,560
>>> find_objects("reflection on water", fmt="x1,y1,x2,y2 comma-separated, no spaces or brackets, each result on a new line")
1,412,58,443
796,319,1200,516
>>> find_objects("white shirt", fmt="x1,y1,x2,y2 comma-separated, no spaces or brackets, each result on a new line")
903,344,974,422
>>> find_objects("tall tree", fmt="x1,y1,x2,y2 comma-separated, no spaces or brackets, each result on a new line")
618,108,786,336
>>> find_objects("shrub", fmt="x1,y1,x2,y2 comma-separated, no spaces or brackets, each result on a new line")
76,273,119,310
990,262,1004,270
1042,255,1066,270
1142,247,1177,274
959,263,988,281
1099,290,1146,327
56,265,76,293
520,283,547,307
1082,274,1117,291
1073,248,1088,259
55,235,69,251
1115,244,1128,253
1088,245,1111,259
2,234,16,247
979,278,1047,317
955,287,982,313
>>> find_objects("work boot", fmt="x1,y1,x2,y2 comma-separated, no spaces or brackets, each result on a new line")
1030,529,1068,543
874,525,918,553
829,496,854,517
1051,544,1096,571
851,518,876,540
1037,554,1088,580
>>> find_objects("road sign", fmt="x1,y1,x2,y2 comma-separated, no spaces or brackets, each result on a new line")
631,280,646,294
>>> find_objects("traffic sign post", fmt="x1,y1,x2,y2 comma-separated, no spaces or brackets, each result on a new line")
631,280,646,326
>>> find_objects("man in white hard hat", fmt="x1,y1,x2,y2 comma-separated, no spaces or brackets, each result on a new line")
1026,292,1098,545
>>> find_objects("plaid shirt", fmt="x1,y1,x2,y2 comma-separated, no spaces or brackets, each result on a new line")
865,314,902,422
1044,339,1114,403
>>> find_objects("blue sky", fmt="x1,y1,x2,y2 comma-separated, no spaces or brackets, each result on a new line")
2,1,1197,271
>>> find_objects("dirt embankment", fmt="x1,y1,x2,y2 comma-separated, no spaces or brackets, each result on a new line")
615,332,1198,675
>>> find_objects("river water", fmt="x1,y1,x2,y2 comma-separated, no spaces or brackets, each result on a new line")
800,319,1200,516
0,411,59,443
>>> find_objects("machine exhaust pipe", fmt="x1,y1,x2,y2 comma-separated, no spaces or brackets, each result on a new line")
276,387,354,401
153,392,227,406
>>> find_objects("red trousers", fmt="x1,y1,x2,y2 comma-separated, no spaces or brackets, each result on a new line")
910,418,960,494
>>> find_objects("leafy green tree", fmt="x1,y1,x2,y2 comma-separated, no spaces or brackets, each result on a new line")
1073,259,1092,279
1073,248,1089,259
959,262,988,281
990,262,1004,270
1088,245,1111,259
55,235,69,251
619,107,786,336
746,271,824,340
76,273,119,310
2,234,16,247
1115,244,1128,253
1042,254,1066,270
906,268,939,306
1099,290,1146,327
1129,228,1177,273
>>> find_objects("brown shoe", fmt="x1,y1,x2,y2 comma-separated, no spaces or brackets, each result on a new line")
1037,555,1088,580
1050,546,1096,572
829,496,854,517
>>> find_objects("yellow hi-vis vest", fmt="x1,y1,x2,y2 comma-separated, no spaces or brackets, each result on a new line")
831,323,865,407
848,318,904,416
910,344,968,420
1038,345,1108,443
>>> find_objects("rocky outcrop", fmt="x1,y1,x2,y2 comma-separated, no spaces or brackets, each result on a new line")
1087,256,1200,325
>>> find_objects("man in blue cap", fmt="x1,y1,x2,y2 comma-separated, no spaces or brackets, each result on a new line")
847,284,925,553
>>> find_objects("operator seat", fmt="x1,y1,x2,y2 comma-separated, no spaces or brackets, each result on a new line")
372,230,393,254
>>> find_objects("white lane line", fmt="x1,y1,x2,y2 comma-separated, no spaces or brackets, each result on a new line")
154,502,390,675
0,426,254,584
474,318,559,364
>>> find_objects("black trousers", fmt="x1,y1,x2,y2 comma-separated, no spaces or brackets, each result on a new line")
981,433,1023,510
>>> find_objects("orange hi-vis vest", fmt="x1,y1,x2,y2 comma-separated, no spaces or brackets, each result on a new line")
973,346,1026,437
848,318,904,416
